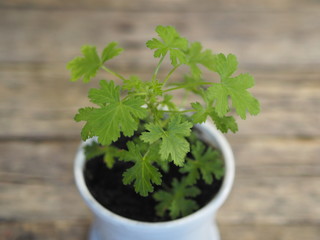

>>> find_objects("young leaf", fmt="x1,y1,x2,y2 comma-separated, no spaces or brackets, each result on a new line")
67,45,101,83
140,115,192,166
122,75,145,92
88,80,120,105
121,141,162,197
146,25,188,66
207,73,260,119
153,178,200,219
76,80,147,144
101,42,123,63
180,141,224,185
185,42,215,77
191,102,238,133
209,110,238,133
74,107,95,140
212,53,238,80
67,43,123,83
88,97,147,145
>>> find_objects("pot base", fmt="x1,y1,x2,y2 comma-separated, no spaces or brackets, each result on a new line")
88,220,221,240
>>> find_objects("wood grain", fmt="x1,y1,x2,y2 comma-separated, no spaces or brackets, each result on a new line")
0,221,90,240
219,223,320,240
1,0,320,11
1,10,320,68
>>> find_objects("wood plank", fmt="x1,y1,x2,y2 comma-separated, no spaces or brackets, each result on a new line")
218,176,320,224
1,10,320,68
1,64,319,138
0,183,90,220
0,220,90,240
1,0,319,11
219,223,320,240
0,141,79,184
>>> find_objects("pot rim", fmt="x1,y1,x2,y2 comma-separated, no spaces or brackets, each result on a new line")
74,121,235,228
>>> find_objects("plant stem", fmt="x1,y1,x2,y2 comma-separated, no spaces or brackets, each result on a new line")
163,82,212,93
152,54,166,81
101,66,126,81
163,65,180,87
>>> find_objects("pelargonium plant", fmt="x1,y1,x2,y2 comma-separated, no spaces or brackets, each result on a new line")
67,25,260,220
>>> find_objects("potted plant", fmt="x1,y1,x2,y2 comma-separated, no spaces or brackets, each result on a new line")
68,25,260,240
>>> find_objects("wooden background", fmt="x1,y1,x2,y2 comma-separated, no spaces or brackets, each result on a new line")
1,0,320,239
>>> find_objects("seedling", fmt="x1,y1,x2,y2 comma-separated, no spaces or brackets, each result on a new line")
67,25,260,219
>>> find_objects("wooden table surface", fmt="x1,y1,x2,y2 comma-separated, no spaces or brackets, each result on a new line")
1,0,320,239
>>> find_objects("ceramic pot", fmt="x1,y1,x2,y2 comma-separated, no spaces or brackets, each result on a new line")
74,121,235,240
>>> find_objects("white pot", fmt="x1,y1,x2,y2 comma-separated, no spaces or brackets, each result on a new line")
74,121,235,240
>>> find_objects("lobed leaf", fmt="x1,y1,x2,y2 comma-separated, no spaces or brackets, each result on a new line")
141,115,192,166
180,141,224,185
153,178,200,219
121,142,162,196
101,42,123,63
146,25,188,66
185,42,216,77
67,45,101,83
207,73,260,119
88,80,120,105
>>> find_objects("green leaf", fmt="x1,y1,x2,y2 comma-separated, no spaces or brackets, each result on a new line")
146,25,188,66
88,97,147,145
185,42,216,77
191,102,208,124
122,75,145,92
101,42,123,63
180,142,224,185
121,142,162,197
74,107,95,140
209,111,238,133
67,45,101,83
153,178,200,219
173,75,203,95
76,80,147,144
212,53,238,80
207,73,260,119
140,115,192,166
88,80,120,105
191,102,238,133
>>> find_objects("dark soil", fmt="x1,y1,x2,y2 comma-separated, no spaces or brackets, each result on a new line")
84,136,223,222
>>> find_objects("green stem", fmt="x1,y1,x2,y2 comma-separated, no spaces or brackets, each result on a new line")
101,66,126,81
152,54,166,81
163,82,212,93
163,65,180,87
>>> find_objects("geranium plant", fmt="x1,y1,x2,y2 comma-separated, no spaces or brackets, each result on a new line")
67,25,260,220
